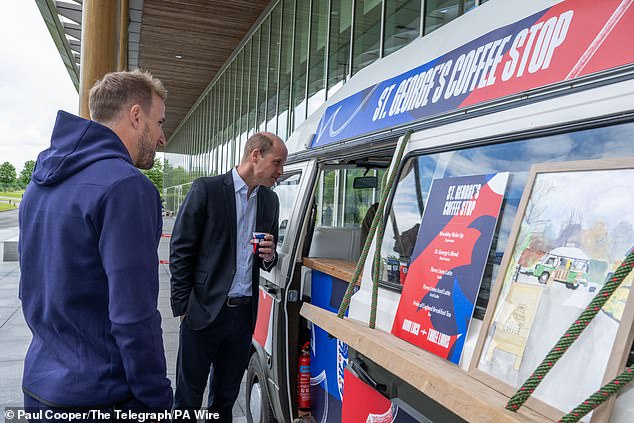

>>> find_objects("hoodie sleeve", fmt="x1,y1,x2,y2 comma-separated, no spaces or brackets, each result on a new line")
96,173,173,411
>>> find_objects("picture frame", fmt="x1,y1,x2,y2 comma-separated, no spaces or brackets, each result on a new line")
469,159,634,422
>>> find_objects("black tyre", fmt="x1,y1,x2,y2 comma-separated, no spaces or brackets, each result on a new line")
538,272,550,284
566,282,579,290
246,354,276,423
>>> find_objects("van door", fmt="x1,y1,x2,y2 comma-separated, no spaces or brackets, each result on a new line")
249,159,317,423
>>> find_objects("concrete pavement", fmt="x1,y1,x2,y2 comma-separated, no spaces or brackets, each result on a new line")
0,213,249,422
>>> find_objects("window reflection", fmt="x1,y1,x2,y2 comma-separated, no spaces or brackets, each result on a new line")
352,0,381,75
307,0,328,117
384,0,421,57
277,0,294,140
258,18,270,132
424,0,476,35
328,0,352,98
292,0,310,130
248,31,259,137
381,122,634,319
267,4,282,133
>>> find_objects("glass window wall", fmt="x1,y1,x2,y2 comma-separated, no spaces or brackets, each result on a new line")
352,0,382,76
327,0,352,98
257,18,270,132
384,0,421,56
267,4,282,133
307,0,328,116
165,0,488,194
277,0,294,140
291,0,309,131
249,31,259,137
239,48,249,154
424,0,476,35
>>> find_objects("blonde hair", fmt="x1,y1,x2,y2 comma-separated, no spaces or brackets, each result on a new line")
88,69,166,123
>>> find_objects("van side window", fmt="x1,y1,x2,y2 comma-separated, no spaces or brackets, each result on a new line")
380,121,634,319
271,172,302,245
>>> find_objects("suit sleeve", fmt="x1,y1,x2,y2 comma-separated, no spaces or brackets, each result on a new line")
169,178,207,316
261,190,280,272
97,174,172,410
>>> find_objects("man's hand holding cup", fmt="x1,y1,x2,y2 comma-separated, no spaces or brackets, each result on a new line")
252,232,276,262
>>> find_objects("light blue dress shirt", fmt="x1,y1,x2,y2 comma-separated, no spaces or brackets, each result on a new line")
228,167,259,298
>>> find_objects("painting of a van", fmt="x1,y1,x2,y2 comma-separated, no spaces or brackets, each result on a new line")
532,246,590,289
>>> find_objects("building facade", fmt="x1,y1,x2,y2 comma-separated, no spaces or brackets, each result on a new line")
163,0,489,213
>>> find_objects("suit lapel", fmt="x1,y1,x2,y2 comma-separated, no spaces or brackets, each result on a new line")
223,171,237,252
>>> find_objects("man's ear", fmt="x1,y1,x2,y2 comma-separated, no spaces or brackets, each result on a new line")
251,148,261,163
129,104,143,129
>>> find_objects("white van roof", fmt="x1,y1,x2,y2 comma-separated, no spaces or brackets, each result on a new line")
550,247,590,260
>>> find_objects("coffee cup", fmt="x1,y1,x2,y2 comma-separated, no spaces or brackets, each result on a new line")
252,232,266,254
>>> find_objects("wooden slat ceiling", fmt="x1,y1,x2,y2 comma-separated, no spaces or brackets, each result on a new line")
138,0,271,142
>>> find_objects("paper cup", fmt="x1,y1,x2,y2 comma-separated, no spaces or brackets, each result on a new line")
252,232,266,254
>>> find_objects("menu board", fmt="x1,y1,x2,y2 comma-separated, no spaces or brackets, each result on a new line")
391,173,508,364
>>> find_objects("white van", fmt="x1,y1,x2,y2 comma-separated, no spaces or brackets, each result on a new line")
247,0,634,421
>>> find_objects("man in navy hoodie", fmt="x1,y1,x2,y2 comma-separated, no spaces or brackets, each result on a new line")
18,70,173,416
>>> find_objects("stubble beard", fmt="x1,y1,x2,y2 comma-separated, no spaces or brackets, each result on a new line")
135,124,156,170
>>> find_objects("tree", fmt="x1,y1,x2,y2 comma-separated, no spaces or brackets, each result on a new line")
0,162,16,184
582,220,609,260
20,160,36,185
142,158,164,193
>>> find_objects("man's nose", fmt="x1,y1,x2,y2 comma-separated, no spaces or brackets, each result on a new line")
158,131,166,146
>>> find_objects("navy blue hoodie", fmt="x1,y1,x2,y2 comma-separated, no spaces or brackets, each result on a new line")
18,111,172,409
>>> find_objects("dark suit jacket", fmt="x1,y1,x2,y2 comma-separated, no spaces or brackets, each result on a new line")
169,171,279,331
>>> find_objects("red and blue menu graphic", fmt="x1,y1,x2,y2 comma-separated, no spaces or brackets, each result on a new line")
391,173,508,364
312,0,634,147
341,369,423,422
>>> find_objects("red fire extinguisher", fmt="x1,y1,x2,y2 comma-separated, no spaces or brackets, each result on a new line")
297,341,311,411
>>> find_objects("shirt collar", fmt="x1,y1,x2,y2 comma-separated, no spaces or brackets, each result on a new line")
232,167,259,197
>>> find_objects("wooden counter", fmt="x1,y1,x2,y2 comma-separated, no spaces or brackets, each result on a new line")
300,303,551,423
302,257,359,285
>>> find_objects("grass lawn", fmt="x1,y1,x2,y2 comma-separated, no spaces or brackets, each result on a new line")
0,190,24,199
0,202,17,212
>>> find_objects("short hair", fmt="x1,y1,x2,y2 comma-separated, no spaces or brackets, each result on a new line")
88,69,166,123
242,132,277,161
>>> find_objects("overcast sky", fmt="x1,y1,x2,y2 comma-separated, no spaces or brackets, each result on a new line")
0,1,78,173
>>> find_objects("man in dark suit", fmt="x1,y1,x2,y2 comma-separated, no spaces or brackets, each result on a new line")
170,132,287,422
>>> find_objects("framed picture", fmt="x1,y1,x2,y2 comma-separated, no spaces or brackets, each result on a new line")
470,159,634,422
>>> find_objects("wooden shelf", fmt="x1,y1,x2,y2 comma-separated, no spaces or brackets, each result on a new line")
302,257,359,285
300,303,551,423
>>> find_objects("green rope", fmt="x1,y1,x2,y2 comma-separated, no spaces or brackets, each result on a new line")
557,365,634,422
336,180,386,318
337,130,413,324
506,248,634,412
368,132,411,328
